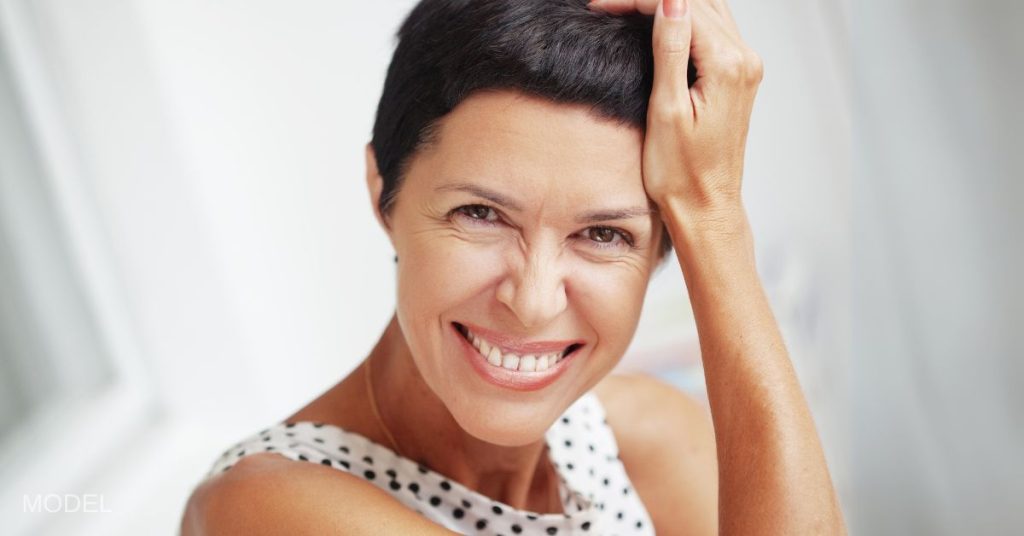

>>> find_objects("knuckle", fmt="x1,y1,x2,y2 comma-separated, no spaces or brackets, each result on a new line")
744,50,765,84
709,47,764,85
648,95,689,127
657,36,690,57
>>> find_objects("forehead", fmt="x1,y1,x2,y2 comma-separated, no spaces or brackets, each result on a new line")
410,90,645,199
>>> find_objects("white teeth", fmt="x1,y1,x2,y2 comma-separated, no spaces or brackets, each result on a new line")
486,346,502,367
501,354,520,370
464,326,570,373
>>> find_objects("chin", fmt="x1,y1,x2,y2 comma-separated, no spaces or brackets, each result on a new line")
447,401,554,447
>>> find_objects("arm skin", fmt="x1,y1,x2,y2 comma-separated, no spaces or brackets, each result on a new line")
588,0,847,531
664,200,847,535
181,453,458,535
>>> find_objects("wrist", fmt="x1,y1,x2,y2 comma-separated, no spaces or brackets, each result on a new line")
657,194,750,243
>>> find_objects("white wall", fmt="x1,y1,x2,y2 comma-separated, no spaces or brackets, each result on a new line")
850,1,1024,533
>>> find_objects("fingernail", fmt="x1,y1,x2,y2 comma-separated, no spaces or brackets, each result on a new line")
663,0,687,18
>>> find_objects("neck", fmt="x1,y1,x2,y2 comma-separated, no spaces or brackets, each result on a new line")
364,314,561,513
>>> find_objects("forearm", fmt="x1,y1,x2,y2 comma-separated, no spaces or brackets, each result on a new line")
662,197,845,535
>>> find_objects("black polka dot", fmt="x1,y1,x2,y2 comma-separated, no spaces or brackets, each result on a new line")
566,463,574,470
623,486,630,495
222,465,232,472
321,459,331,466
313,422,324,428
440,480,452,491
617,511,624,520
285,432,295,437
526,514,538,521
386,469,397,478
261,436,270,442
363,470,376,480
237,450,245,457
389,480,401,490
453,508,464,519
475,519,488,530
339,460,350,469
564,439,573,448
492,505,503,515
462,499,472,508
546,528,558,535
636,520,643,529
561,417,570,425
511,524,522,533
581,521,591,531
285,422,296,428
265,446,274,451
430,496,442,507
588,444,596,452
297,454,308,462
362,456,374,465
409,482,420,493
603,478,610,486
418,465,428,474
339,446,350,454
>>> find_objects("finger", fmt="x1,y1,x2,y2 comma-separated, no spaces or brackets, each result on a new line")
649,0,694,118
588,0,659,15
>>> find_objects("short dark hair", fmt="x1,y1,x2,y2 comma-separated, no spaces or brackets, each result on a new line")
371,0,674,258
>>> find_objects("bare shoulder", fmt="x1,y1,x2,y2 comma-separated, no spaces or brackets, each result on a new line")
593,373,719,536
180,453,454,535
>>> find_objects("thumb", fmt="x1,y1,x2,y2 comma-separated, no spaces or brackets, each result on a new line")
650,0,694,118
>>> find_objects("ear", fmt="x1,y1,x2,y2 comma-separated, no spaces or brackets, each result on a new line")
365,143,392,237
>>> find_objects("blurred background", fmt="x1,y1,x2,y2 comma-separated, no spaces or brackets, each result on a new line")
0,0,1019,534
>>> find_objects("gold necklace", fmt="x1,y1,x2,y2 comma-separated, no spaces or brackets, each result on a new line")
364,357,403,457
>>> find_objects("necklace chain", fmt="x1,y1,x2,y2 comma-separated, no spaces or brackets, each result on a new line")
364,357,403,457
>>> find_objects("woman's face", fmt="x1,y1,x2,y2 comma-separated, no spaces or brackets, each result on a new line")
370,90,663,447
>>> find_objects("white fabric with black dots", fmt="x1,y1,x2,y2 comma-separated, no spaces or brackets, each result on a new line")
203,392,655,535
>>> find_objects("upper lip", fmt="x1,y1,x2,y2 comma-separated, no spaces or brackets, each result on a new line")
455,322,584,355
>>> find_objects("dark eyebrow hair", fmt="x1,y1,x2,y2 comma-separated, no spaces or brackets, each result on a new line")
435,183,523,211
435,181,654,223
575,206,655,224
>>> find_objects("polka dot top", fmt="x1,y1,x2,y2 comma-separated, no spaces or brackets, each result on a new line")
203,391,655,535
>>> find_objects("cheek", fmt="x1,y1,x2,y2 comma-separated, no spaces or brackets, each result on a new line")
397,237,507,311
394,236,507,355
570,264,648,355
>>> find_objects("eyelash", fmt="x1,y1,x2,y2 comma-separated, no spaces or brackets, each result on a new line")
449,204,636,250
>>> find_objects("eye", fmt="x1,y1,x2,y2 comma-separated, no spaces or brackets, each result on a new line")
451,204,500,225
582,226,634,249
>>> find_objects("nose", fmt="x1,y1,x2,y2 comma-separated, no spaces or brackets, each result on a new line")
495,244,568,330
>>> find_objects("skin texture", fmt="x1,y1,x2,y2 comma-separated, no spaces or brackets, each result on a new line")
182,0,845,534
594,0,847,534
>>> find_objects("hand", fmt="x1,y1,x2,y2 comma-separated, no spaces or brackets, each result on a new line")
588,0,763,214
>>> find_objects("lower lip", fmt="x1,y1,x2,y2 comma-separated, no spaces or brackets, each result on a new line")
453,324,575,392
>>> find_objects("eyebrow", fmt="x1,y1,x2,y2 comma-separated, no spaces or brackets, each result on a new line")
435,182,655,223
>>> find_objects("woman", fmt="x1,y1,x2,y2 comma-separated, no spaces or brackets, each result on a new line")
182,0,845,534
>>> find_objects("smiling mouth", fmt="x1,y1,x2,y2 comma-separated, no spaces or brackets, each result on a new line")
453,322,583,373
